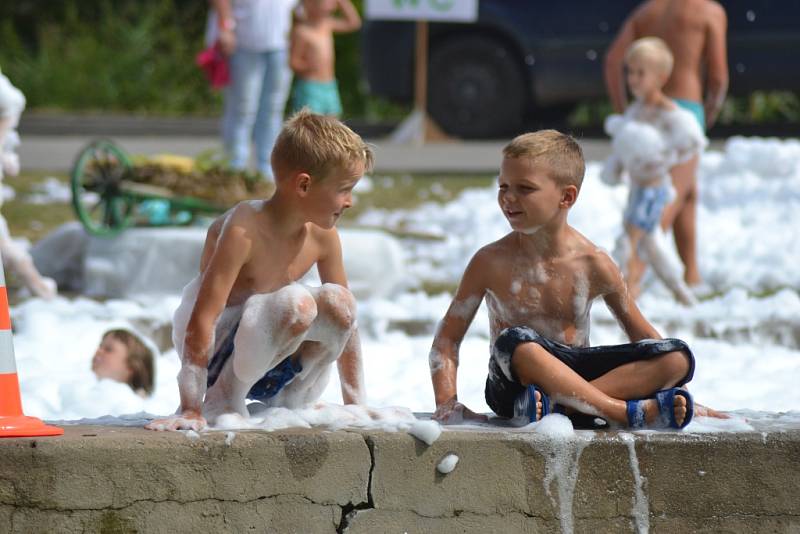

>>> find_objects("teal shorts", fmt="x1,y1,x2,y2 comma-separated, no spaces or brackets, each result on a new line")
674,98,706,131
291,78,342,116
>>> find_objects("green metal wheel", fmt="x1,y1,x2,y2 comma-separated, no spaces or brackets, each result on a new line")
70,139,135,236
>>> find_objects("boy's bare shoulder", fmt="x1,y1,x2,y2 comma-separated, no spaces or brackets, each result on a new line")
472,233,516,266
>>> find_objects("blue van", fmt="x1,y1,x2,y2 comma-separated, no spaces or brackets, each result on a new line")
362,1,800,138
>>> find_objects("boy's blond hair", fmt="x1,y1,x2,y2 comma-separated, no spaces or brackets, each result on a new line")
271,109,374,181
503,129,585,190
625,37,674,76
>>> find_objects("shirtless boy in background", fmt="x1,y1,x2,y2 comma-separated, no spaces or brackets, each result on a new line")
289,0,361,116
604,0,728,289
147,111,373,431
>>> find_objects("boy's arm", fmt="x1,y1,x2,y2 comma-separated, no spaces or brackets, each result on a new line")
147,217,251,430
431,252,488,423
330,0,362,33
604,15,637,113
595,252,661,341
703,3,729,128
289,26,311,75
210,0,236,55
316,230,365,404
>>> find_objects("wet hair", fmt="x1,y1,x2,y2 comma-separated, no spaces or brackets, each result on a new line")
271,108,374,181
625,37,674,76
104,329,155,396
502,129,586,190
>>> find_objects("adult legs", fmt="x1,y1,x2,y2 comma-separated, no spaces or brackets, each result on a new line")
252,49,291,179
661,156,701,286
222,49,268,171
511,342,690,426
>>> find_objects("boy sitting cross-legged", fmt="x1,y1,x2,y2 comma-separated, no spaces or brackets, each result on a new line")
148,110,372,431
429,130,722,428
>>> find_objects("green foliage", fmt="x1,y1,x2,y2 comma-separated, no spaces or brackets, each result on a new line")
0,0,219,114
0,0,406,119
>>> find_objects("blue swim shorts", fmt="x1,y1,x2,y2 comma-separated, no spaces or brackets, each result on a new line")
485,326,695,418
290,78,342,116
674,98,706,131
206,321,303,402
624,184,671,233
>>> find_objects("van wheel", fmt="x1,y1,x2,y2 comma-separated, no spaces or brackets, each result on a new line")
428,35,526,139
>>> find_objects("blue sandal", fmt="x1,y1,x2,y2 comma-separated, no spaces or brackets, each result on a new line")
626,388,694,429
513,385,552,423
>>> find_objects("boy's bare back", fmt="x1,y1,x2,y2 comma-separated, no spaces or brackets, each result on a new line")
628,0,727,100
606,0,728,125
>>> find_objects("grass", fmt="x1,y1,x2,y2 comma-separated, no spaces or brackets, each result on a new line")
4,169,496,244
3,171,75,242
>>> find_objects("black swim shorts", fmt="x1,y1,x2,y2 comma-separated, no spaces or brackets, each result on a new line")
485,326,695,418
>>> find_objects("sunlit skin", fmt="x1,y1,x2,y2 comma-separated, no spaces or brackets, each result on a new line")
146,161,366,431
430,153,725,426
92,335,131,384
290,0,361,82
605,0,729,286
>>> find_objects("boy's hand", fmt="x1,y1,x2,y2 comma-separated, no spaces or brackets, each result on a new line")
145,411,207,432
694,402,729,419
433,398,488,425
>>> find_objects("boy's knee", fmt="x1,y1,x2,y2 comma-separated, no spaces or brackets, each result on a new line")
284,294,318,337
258,285,317,337
660,350,691,383
316,284,356,332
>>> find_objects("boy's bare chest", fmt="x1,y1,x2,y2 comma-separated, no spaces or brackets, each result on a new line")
486,261,594,344
233,237,319,297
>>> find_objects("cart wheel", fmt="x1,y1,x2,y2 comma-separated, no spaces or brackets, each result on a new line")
71,139,135,236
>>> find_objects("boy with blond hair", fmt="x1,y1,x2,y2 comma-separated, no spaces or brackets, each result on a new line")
429,130,719,429
148,110,372,431
602,37,707,304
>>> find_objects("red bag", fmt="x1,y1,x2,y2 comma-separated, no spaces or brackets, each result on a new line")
195,42,230,90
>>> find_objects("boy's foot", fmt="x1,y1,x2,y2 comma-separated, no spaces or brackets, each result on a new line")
513,385,549,424
626,388,694,429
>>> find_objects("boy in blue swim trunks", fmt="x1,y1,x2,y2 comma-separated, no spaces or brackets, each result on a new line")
428,130,723,428
147,110,373,431
289,0,361,116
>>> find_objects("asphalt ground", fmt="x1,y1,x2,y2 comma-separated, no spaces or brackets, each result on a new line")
18,113,731,174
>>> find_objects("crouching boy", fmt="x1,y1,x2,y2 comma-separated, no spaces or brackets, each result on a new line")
148,110,372,431
429,130,720,429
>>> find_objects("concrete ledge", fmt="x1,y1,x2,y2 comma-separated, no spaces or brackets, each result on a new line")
1,425,798,533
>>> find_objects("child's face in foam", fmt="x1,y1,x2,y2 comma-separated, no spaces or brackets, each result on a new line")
305,162,363,229
497,156,567,235
626,55,667,100
92,334,132,384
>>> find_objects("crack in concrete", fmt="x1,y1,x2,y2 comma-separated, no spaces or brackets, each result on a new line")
4,492,337,514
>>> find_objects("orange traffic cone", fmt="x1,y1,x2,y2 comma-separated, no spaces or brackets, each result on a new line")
0,251,62,437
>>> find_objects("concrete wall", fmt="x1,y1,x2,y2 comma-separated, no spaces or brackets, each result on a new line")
1,425,798,533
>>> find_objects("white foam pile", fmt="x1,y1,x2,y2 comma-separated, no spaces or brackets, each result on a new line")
9,137,800,433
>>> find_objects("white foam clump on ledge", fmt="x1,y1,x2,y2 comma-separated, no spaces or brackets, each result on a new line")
407,419,442,445
531,413,576,437
436,453,459,474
